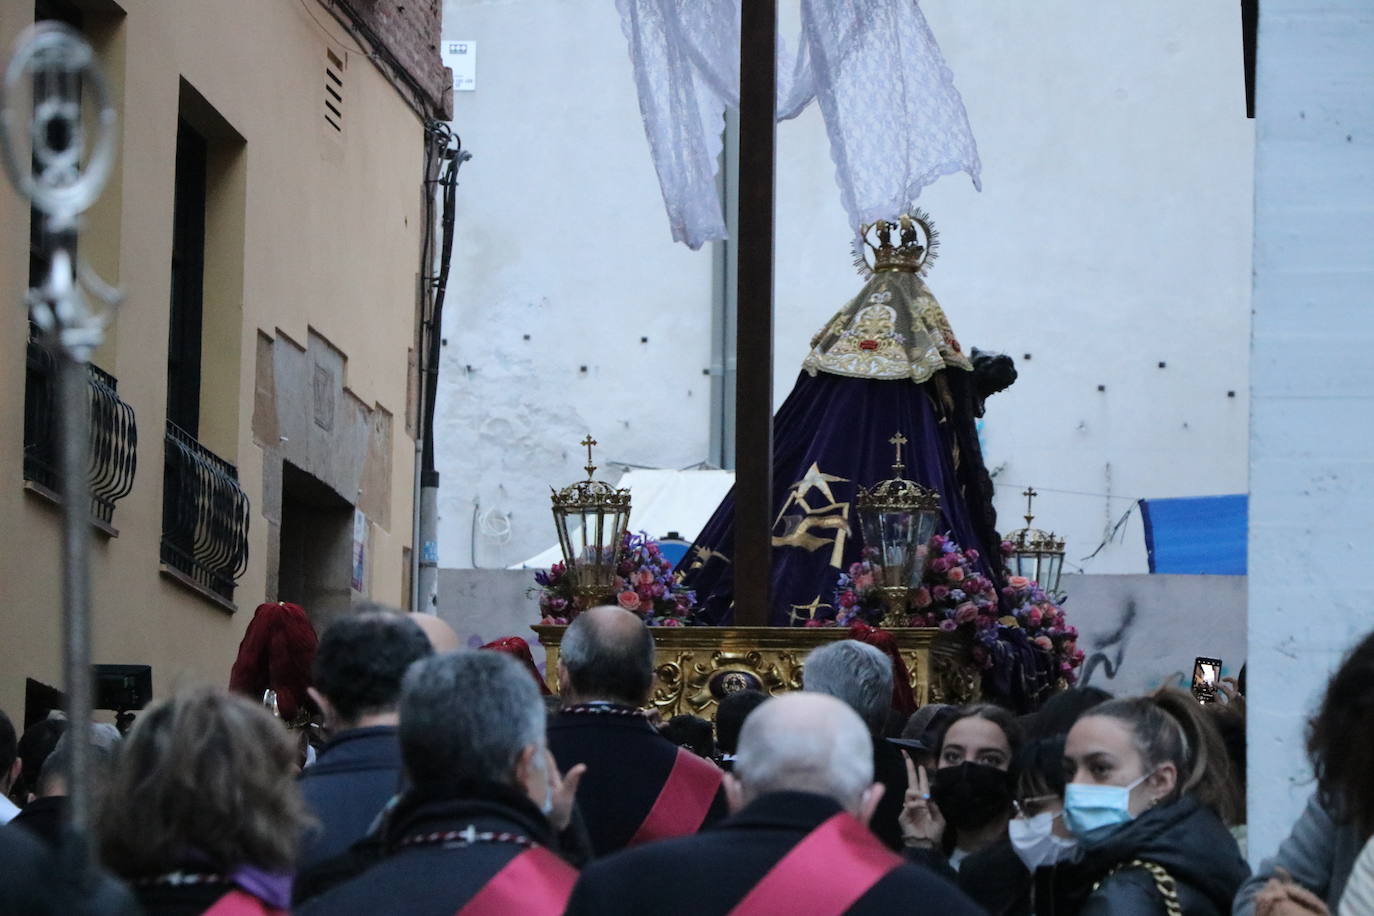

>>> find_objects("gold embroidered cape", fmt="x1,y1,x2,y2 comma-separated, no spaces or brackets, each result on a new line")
801,271,972,383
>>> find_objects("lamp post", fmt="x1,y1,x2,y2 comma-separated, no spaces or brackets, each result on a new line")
856,432,943,628
0,21,120,867
1004,487,1067,599
550,435,632,607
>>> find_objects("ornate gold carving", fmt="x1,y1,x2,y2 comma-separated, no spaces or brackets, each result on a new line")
532,625,981,720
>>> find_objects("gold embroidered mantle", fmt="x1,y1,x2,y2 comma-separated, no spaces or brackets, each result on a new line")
801,271,972,383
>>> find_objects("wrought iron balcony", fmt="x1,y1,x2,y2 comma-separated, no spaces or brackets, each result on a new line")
161,421,249,604
23,339,137,526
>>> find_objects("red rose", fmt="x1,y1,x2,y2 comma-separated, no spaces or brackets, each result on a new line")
617,591,641,611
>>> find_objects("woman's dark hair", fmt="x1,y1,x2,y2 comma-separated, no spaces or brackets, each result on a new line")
1026,686,1113,742
1016,735,1067,803
1307,629,1374,840
1086,688,1239,824
97,687,309,876
661,715,716,759
936,703,1024,760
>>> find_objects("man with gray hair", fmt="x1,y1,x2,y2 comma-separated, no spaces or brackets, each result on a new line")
548,605,727,857
299,651,585,916
566,693,980,915
804,639,909,850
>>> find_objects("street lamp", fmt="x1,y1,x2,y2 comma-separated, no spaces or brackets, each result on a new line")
550,435,631,605
1004,487,1067,599
856,432,943,627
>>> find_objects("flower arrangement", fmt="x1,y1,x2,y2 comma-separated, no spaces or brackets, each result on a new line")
534,530,697,627
829,533,1083,688
1000,568,1084,687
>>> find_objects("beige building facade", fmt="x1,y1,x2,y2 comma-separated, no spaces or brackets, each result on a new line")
0,0,449,723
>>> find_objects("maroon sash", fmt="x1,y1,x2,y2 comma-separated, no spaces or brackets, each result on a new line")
726,813,904,916
453,846,577,916
202,890,287,916
627,747,724,846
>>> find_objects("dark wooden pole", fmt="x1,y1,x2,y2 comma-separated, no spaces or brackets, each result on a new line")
733,0,776,628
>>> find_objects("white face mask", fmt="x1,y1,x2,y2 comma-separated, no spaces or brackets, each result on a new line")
1008,811,1078,871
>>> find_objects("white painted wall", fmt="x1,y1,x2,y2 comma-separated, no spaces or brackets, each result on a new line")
1247,0,1374,866
436,0,1253,577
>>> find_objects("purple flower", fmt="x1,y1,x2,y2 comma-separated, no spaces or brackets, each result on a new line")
939,619,957,632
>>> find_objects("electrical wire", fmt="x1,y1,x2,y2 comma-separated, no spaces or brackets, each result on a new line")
295,0,368,55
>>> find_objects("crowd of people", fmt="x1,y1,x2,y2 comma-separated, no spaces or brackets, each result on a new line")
4,603,1374,915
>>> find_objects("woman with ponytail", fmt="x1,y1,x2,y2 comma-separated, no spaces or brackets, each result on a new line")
1049,688,1249,916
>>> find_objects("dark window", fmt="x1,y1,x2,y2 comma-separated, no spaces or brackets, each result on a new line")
167,118,208,437
1241,0,1257,119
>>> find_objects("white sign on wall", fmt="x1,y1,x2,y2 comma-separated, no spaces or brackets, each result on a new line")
442,40,477,92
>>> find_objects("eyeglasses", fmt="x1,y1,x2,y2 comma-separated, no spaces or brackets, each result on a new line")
1013,794,1062,819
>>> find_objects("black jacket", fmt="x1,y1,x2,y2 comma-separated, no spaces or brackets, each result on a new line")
871,734,909,851
548,708,728,857
565,791,985,916
297,725,405,871
1039,796,1249,916
8,795,65,849
296,783,573,916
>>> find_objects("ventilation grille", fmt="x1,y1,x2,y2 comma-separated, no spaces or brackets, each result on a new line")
324,49,344,132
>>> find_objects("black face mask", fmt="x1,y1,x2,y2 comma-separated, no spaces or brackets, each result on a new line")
930,762,1015,832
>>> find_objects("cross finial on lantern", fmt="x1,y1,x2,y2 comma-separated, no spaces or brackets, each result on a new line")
889,431,908,476
580,435,598,479
1023,486,1038,526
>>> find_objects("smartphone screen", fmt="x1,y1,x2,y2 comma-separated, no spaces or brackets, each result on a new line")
1192,656,1223,703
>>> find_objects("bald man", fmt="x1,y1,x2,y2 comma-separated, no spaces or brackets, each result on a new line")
407,612,461,654
566,693,981,915
547,606,727,857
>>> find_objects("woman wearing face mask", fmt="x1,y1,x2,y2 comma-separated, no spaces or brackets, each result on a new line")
1052,688,1247,916
901,704,1025,910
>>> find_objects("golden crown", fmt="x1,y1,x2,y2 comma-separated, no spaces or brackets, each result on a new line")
852,209,939,277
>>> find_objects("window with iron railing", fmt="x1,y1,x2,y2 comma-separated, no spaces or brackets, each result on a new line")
23,338,137,528
160,420,249,604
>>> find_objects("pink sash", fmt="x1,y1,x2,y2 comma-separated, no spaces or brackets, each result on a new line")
627,748,724,846
726,813,904,916
202,889,287,916
452,846,578,916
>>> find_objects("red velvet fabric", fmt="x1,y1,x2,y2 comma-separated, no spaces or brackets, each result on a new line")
480,636,552,696
228,602,318,721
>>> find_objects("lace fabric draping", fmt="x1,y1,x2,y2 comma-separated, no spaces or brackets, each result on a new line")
615,0,982,250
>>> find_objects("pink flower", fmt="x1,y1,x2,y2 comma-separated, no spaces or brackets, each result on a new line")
1027,609,1042,628
912,587,932,608
1034,635,1054,651
839,592,858,609
804,619,825,628
853,574,874,591
930,557,951,575
636,569,655,587
955,603,978,625
931,586,950,601
617,591,641,611
948,567,965,583
1008,576,1031,589
965,549,980,562
939,619,957,632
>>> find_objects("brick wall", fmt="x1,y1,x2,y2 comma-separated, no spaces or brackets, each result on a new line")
333,0,452,120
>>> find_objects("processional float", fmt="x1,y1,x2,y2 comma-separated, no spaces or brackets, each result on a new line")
530,2,1080,718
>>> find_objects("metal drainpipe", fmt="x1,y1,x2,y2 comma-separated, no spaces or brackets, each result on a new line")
708,110,741,468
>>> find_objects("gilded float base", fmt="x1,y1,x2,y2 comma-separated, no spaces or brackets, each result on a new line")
531,625,980,721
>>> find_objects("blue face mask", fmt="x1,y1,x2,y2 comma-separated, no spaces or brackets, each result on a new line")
1062,772,1151,842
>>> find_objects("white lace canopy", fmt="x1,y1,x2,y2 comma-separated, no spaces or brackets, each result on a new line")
616,0,983,250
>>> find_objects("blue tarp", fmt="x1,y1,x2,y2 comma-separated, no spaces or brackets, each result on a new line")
1139,494,1247,574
